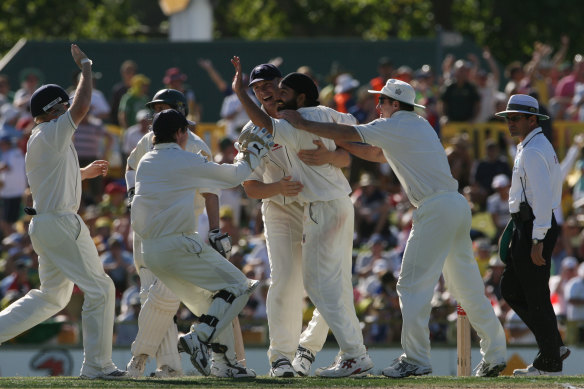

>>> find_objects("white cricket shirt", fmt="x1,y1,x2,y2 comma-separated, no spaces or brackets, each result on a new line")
25,111,81,213
132,142,252,239
354,110,458,208
127,130,219,218
269,105,354,203
508,127,561,240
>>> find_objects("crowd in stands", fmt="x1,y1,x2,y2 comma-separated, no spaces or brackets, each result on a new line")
2,37,584,347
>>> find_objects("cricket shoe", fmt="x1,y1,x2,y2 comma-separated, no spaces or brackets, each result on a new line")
382,354,432,378
179,332,210,376
211,358,256,378
513,364,562,376
316,353,373,378
560,345,571,361
473,359,506,377
292,345,315,376
126,354,148,378
269,358,297,377
151,365,183,378
80,369,129,379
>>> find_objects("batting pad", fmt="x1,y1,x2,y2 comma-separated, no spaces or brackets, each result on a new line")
211,324,237,364
155,322,182,372
132,281,181,357
196,279,259,342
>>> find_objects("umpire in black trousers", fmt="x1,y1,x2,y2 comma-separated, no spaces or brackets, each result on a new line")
496,94,565,376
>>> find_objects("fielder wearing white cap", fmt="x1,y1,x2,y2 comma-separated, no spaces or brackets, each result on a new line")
233,57,373,378
280,78,507,378
495,94,566,376
0,45,127,379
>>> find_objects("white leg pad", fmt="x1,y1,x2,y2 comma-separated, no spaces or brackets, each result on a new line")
196,279,259,343
155,322,183,372
131,279,181,357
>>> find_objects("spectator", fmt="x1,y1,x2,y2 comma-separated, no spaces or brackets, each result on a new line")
472,139,512,198
163,67,201,123
552,54,584,120
0,75,13,105
439,60,480,124
333,73,359,113
0,103,22,140
110,60,138,126
484,255,505,301
351,173,389,245
369,57,394,94
122,109,151,157
564,262,584,342
474,239,493,278
13,68,43,113
98,182,127,218
487,174,511,240
504,61,524,96
100,234,134,297
469,48,501,123
549,256,579,320
118,74,150,130
114,294,141,346
0,135,26,237
446,133,473,191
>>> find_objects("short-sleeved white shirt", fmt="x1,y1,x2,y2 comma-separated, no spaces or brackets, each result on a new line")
354,111,458,207
132,143,252,239
267,105,354,204
25,111,81,213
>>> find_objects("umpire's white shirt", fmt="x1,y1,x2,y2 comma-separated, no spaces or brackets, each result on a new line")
26,111,81,213
132,142,251,239
268,105,354,204
508,127,561,240
354,111,458,207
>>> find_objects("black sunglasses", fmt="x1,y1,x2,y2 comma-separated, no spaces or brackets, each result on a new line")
378,96,390,105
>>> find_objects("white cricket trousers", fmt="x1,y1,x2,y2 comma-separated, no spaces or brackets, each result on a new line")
262,201,328,363
0,212,117,377
132,233,182,372
398,192,506,367
141,232,249,352
302,197,366,358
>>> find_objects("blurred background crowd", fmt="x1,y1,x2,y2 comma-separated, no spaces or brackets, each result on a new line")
2,37,584,349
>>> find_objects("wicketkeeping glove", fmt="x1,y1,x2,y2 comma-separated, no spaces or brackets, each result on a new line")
208,229,232,259
234,125,274,170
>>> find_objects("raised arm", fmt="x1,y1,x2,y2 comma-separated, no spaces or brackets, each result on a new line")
69,44,93,126
231,56,273,132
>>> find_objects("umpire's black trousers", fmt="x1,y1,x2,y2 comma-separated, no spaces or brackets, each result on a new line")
500,214,562,372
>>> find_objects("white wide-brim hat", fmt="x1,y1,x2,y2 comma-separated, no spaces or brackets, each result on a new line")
495,94,550,119
368,78,425,109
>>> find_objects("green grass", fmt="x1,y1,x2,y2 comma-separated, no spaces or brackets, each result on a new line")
0,376,584,388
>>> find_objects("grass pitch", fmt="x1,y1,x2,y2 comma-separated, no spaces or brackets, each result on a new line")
0,375,583,388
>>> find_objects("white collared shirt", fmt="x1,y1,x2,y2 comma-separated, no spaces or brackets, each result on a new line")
509,127,561,240
132,142,251,239
267,105,354,204
354,111,458,208
127,130,219,222
25,111,81,214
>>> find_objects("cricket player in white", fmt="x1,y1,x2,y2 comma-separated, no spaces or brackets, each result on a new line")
280,78,507,378
233,57,373,378
242,64,352,377
131,109,272,377
125,89,252,378
0,45,127,379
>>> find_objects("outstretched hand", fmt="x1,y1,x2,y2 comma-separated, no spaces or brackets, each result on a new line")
298,139,331,166
231,56,244,95
277,109,304,128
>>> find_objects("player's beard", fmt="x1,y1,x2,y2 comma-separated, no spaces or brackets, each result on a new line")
276,99,298,111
